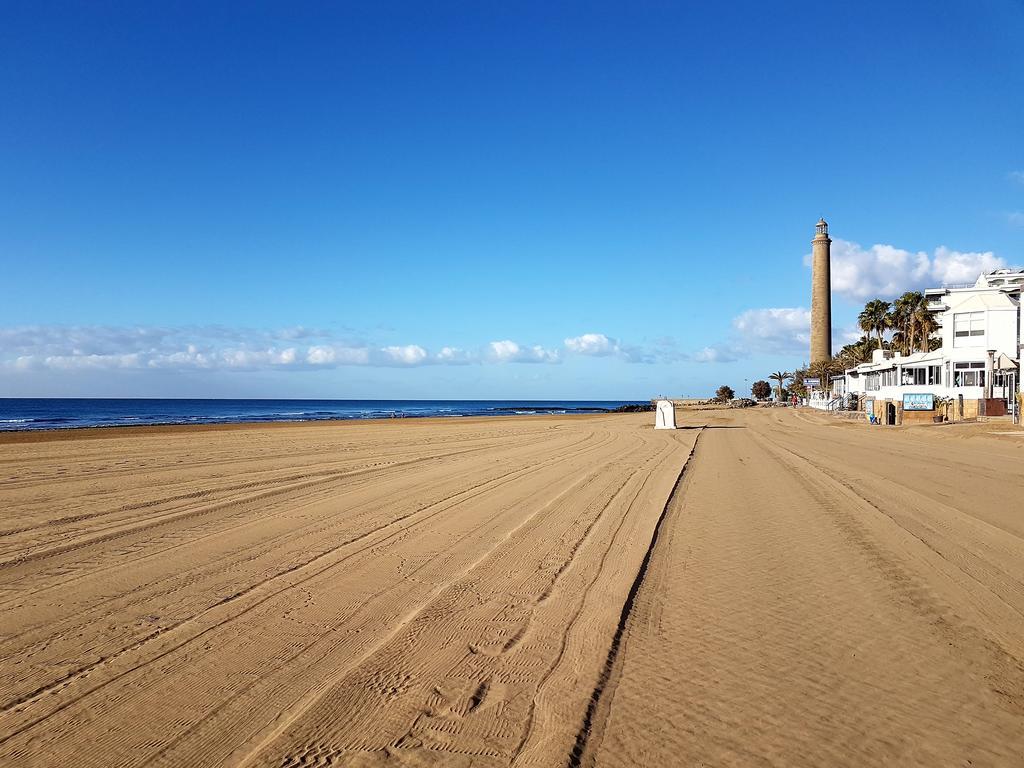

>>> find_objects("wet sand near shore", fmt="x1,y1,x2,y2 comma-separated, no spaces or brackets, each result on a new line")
1,410,1022,766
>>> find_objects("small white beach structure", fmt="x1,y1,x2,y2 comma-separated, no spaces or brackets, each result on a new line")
654,399,677,430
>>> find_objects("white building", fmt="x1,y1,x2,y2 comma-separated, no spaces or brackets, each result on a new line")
844,269,1021,424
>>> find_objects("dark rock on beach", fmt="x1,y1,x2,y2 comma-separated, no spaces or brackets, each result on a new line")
610,403,656,413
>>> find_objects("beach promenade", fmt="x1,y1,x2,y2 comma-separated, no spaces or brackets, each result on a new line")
1,411,1023,766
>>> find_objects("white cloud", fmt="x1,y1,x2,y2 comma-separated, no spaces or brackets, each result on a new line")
564,333,618,356
2,326,585,373
305,345,370,366
1,325,686,375
808,238,1005,302
617,344,657,364
31,353,145,371
691,307,856,363
562,332,658,363
1006,211,1024,228
0,326,452,373
0,325,172,356
306,345,335,365
488,340,519,361
379,345,428,366
1009,170,1024,185
930,245,1006,284
693,346,738,364
274,326,331,340
435,346,475,365
488,340,560,364
731,307,811,355
837,326,863,346
218,350,260,369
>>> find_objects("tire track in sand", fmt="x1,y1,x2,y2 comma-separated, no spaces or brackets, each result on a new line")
0,430,615,726
225,432,656,768
564,429,702,768
588,415,1024,768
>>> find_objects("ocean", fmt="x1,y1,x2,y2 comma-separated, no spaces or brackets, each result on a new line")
0,398,645,431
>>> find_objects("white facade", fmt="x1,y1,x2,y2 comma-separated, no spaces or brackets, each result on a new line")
844,270,1021,414
806,375,846,410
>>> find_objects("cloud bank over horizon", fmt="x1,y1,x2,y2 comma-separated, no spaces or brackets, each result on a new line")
2,238,1011,389
0,325,681,376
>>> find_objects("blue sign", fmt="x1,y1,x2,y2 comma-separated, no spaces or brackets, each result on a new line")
903,393,935,411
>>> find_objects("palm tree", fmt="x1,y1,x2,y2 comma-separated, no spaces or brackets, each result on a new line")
790,367,809,397
858,299,892,353
914,305,940,353
892,291,925,354
808,358,837,394
769,370,791,401
834,350,851,371
889,329,908,357
835,336,873,370
890,296,909,355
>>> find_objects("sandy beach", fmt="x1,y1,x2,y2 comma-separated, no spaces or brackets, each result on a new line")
2,410,1024,767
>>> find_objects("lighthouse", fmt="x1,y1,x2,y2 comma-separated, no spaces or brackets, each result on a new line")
810,218,832,363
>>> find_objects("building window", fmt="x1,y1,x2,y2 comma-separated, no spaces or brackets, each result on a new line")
953,312,984,346
953,361,985,387
993,371,1012,389
866,373,880,391
903,368,918,385
901,367,940,386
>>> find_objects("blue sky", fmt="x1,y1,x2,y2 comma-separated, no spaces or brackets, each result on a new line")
2,1,1022,399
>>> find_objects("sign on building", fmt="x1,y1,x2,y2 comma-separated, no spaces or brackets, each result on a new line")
903,393,935,411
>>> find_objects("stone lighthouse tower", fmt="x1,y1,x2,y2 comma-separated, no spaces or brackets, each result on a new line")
810,218,832,363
